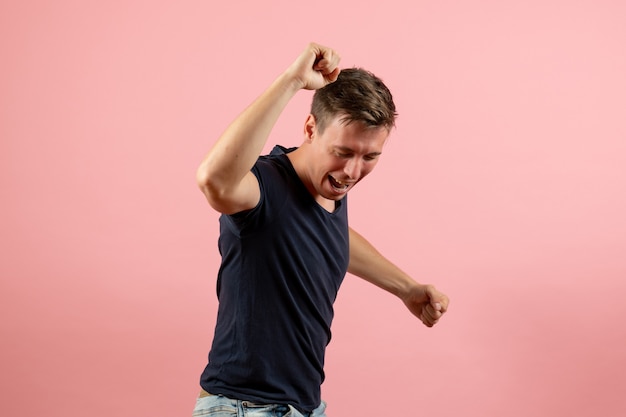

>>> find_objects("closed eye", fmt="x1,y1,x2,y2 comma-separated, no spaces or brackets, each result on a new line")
334,151,352,159
332,147,381,161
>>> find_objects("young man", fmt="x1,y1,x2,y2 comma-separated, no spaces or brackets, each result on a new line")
194,43,449,417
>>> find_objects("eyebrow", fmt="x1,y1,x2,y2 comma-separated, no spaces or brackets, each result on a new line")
335,146,382,157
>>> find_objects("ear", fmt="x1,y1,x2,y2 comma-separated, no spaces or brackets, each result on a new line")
303,114,316,143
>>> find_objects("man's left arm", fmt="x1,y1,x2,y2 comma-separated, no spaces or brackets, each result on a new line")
348,227,449,327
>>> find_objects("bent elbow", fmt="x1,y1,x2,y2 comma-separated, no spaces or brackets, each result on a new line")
195,165,211,192
195,161,259,214
196,165,223,199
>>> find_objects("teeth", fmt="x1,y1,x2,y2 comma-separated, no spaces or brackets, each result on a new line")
329,175,349,189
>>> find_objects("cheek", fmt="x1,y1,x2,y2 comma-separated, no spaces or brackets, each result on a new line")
325,158,345,173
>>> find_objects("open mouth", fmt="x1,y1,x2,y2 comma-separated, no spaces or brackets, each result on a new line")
328,175,350,192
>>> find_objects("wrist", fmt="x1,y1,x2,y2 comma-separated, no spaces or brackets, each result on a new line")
277,68,307,93
397,280,426,302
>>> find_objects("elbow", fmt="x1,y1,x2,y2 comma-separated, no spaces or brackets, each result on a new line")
195,159,258,214
195,164,210,193
196,163,222,199
195,165,210,191
196,168,230,214
195,163,239,213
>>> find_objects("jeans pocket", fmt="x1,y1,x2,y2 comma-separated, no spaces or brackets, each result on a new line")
192,395,237,416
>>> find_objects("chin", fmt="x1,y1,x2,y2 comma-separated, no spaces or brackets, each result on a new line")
324,190,348,201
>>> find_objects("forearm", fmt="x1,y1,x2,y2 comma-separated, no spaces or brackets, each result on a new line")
348,227,419,299
197,72,302,192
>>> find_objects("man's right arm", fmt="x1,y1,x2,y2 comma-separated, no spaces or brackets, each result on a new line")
196,43,341,215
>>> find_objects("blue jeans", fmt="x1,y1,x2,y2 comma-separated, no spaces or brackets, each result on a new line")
191,392,328,417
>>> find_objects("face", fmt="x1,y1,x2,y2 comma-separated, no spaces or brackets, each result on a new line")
302,114,389,201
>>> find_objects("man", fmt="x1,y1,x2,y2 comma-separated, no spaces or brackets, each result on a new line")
194,42,449,417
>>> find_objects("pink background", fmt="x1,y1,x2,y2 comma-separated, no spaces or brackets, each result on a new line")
2,1,625,416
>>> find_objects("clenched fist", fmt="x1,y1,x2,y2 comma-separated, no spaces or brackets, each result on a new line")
286,42,341,91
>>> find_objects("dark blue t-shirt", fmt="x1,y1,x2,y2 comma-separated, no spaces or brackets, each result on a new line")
200,146,350,413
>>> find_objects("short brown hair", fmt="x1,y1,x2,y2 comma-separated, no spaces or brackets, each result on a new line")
310,68,397,133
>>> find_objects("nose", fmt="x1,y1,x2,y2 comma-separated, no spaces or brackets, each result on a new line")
343,157,362,180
